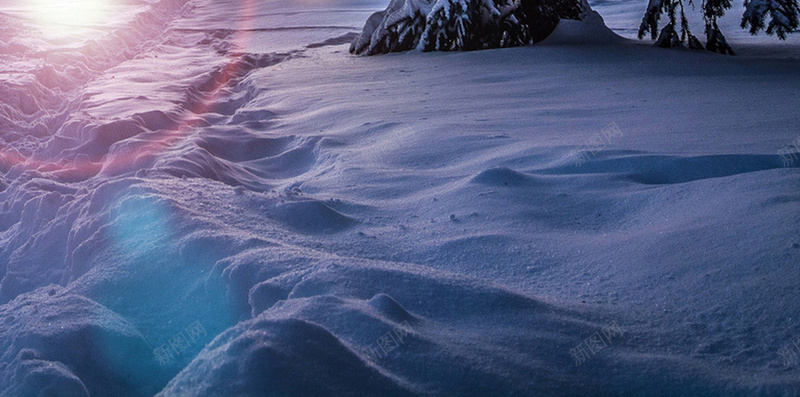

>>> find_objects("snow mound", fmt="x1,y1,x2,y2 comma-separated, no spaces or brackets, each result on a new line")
540,11,625,45
162,257,607,395
271,199,357,233
367,293,420,324
471,166,538,186
0,286,164,396
158,317,416,396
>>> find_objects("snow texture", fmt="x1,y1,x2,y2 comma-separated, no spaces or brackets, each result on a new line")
1,0,800,395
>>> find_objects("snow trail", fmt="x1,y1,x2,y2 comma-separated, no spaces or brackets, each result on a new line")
1,0,800,395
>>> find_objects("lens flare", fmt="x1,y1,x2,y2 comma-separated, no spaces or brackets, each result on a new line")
29,0,113,32
0,0,262,177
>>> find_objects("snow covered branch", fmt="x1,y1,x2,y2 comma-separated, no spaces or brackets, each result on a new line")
639,0,798,54
350,0,588,54
742,0,800,39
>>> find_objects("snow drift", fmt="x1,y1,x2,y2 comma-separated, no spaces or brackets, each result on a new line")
1,0,800,395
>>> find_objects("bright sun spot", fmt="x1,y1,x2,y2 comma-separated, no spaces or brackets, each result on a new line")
29,0,113,31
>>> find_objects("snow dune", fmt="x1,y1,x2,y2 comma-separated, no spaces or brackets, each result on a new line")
1,0,800,395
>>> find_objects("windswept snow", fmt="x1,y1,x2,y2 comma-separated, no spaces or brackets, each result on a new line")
1,0,800,395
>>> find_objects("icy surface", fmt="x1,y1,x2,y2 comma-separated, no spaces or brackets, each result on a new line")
1,0,800,395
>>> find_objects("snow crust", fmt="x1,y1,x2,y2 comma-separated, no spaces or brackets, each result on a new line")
1,0,800,395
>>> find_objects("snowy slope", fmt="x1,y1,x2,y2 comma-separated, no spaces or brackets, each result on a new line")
1,0,800,395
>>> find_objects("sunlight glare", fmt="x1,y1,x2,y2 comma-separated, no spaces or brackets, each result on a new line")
29,0,113,32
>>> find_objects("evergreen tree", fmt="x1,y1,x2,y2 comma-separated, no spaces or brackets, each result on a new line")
742,0,800,39
639,0,798,54
350,0,586,54
351,0,799,55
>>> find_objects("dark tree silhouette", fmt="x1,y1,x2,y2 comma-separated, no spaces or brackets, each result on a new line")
639,0,799,54
351,0,799,55
350,0,588,54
